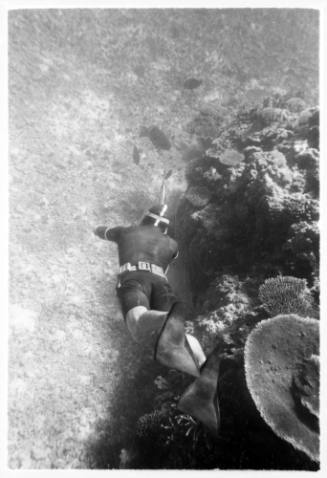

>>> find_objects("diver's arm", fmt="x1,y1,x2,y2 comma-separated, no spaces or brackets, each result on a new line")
162,237,179,274
94,226,122,242
169,237,179,261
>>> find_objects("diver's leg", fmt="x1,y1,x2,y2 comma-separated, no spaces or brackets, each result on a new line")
125,306,147,340
151,281,201,377
118,277,200,376
117,277,169,345
154,302,200,377
125,306,167,342
120,278,220,434
150,282,206,368
126,304,220,435
125,303,200,377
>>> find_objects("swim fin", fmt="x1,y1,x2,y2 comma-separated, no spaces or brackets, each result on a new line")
177,344,222,436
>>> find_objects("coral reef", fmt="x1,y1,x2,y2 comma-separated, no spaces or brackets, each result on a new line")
258,275,315,317
172,96,320,469
178,97,319,293
244,314,319,462
192,274,262,352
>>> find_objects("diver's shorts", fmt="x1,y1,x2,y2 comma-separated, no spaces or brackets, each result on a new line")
116,270,177,316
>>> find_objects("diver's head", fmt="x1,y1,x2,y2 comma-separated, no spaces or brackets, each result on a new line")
140,204,170,234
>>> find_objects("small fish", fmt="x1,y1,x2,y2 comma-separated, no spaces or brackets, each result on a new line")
140,126,171,150
183,78,203,90
164,169,173,180
133,145,140,164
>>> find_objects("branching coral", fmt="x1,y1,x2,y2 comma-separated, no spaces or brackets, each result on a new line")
133,399,218,468
258,275,314,317
135,410,165,440
244,314,319,462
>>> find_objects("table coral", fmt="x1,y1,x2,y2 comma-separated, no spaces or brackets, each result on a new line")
244,315,319,462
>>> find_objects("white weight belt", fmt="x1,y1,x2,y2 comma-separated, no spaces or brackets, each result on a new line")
119,261,167,279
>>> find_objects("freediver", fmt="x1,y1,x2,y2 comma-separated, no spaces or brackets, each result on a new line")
94,187,221,435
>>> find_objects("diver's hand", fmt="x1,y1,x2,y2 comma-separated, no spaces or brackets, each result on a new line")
94,225,108,240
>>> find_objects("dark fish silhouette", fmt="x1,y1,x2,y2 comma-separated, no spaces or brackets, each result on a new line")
140,126,171,150
164,169,173,180
133,145,140,164
183,78,203,90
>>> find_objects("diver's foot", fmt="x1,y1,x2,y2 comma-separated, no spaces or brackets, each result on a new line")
177,345,222,436
155,302,200,377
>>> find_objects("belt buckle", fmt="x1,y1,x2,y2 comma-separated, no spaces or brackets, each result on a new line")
138,261,151,271
151,264,159,274
120,263,131,273
151,264,165,278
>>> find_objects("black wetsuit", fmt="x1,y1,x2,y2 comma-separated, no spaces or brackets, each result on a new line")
105,225,179,315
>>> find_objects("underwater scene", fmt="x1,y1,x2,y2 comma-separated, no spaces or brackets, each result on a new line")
9,8,319,470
